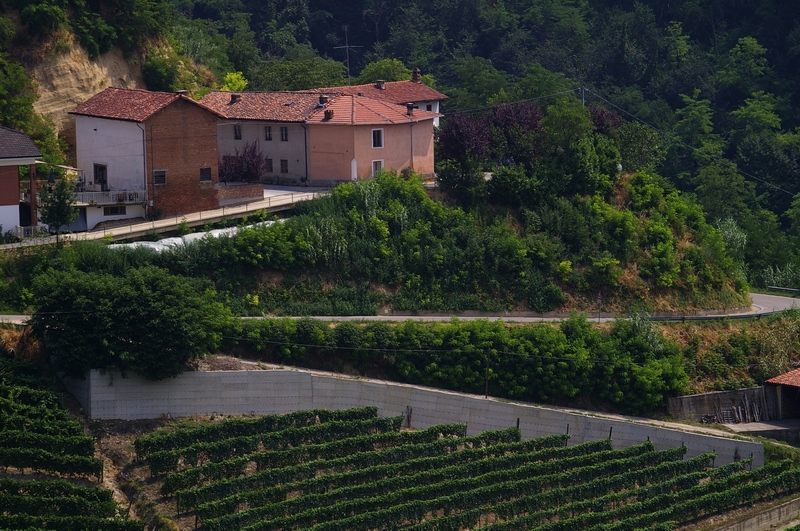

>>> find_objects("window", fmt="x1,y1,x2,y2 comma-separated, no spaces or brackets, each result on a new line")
266,158,273,173
93,164,108,191
153,170,166,185
372,129,383,148
372,160,383,176
199,167,211,182
280,159,289,173
234,125,242,140
426,104,432,112
280,126,289,141
265,126,272,141
103,206,126,216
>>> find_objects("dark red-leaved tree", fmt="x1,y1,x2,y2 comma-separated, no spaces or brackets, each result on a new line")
589,104,625,136
218,141,267,183
487,101,544,165
438,113,490,169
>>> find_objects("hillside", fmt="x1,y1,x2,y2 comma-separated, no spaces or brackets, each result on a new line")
29,38,143,141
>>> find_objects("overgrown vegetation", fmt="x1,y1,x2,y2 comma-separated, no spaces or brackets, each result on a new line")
235,315,686,415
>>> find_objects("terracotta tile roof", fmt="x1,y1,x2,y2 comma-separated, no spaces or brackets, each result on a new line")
70,87,183,122
199,91,324,122
0,126,41,160
306,95,440,125
312,80,448,105
766,368,800,387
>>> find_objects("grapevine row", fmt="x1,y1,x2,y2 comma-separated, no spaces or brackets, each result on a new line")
403,454,739,531
485,460,791,530
0,447,103,480
218,442,675,530
0,514,142,531
0,430,95,457
161,422,468,495
195,432,582,521
174,430,565,511
148,415,404,475
135,406,379,458
0,478,113,501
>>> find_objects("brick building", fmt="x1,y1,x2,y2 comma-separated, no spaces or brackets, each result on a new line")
0,126,41,234
71,87,262,225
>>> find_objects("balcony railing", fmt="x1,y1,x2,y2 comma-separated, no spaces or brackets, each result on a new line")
20,182,147,206
76,190,147,206
15,225,49,240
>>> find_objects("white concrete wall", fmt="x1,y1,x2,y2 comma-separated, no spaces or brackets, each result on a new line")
62,368,765,467
0,204,19,234
74,116,146,191
85,204,146,230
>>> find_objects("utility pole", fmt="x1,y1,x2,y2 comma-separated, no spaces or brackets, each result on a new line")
484,349,490,399
333,26,362,85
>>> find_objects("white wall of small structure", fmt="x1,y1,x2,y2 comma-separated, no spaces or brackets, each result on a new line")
74,116,147,191
61,367,764,468
0,205,19,235
84,204,147,231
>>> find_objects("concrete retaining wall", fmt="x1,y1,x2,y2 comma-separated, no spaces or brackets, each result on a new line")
668,387,769,421
62,368,764,468
716,496,800,531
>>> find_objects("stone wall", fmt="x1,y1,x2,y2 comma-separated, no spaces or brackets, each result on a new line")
62,368,764,468
668,387,771,423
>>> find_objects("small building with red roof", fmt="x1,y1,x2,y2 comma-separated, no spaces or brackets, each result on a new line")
305,95,437,181
71,87,263,227
313,68,447,126
765,368,800,420
0,126,41,234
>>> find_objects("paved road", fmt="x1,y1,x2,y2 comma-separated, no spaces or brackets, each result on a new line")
2,293,796,326
750,292,799,313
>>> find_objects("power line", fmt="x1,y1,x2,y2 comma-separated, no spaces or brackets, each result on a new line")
582,87,794,196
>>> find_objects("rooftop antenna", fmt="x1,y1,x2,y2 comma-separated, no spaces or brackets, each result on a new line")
333,25,362,85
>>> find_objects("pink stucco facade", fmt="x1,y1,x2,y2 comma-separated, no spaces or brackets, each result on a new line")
308,119,435,182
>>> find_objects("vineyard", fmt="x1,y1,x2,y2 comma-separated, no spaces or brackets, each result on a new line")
133,406,800,530
0,357,142,530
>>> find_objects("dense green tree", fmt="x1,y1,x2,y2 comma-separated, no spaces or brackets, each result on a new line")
30,266,236,380
251,45,345,90
39,177,78,245
355,58,410,84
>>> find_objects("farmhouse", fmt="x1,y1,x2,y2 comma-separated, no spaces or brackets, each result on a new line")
0,126,40,236
313,68,448,126
70,87,263,228
199,90,440,185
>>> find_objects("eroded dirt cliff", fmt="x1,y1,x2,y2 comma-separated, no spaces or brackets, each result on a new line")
29,36,144,149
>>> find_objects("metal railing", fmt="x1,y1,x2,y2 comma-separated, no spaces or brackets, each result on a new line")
15,225,49,239
2,190,325,245
76,190,147,206
20,180,147,206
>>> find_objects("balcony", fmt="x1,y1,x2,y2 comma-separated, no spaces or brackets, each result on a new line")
19,180,147,206
75,190,147,206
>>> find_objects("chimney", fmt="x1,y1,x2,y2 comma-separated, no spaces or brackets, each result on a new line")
324,109,334,121
406,103,414,116
357,92,364,97
412,67,421,83
230,93,241,104
319,95,329,105
376,80,385,90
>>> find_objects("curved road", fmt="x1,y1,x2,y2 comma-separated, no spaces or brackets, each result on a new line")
2,293,796,326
